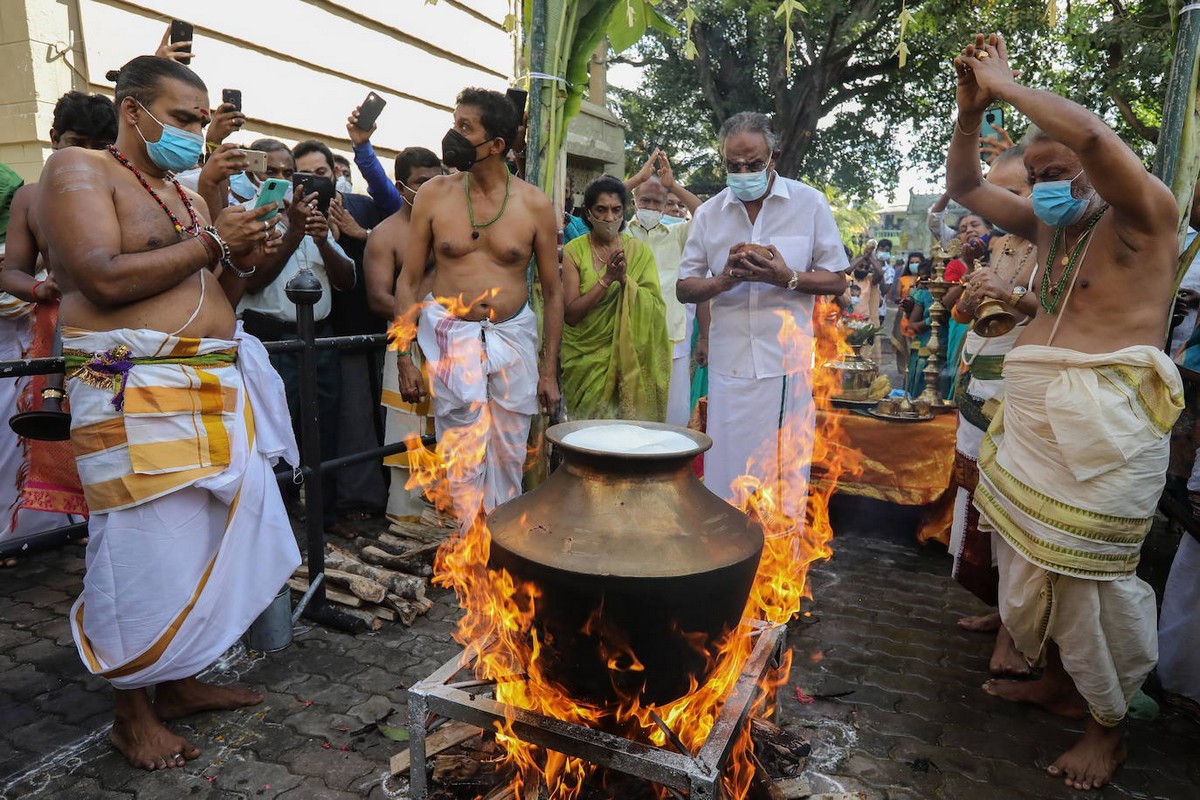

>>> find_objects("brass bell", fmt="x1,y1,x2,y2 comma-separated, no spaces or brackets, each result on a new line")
973,298,1017,338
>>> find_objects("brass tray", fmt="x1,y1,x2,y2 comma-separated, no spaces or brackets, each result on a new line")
867,409,934,424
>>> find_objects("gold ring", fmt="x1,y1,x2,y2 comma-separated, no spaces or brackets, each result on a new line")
976,51,989,59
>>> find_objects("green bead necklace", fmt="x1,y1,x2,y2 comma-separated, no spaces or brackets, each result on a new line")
465,171,512,239
1039,205,1108,315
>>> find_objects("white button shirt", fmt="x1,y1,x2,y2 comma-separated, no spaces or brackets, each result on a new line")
237,229,348,324
628,218,690,344
678,176,847,379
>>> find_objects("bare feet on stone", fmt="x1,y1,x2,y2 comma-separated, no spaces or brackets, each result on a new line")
111,688,200,770
1046,719,1126,791
958,611,1001,633
982,675,1088,718
154,677,263,721
989,626,1030,677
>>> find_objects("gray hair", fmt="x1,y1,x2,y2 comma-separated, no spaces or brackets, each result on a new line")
1018,123,1046,146
719,112,779,153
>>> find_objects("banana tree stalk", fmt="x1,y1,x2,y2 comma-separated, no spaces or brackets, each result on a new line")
1155,3,1200,289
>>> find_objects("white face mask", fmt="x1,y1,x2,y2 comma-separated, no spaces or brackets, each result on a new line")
635,208,663,229
335,176,353,194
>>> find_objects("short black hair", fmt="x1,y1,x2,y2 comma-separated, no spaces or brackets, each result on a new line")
394,147,442,184
333,154,351,168
249,138,291,156
877,238,893,250
581,175,629,232
110,55,206,108
52,92,117,143
956,212,993,232
293,139,335,173
456,87,517,156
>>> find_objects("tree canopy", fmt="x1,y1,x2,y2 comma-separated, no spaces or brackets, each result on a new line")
613,0,1173,201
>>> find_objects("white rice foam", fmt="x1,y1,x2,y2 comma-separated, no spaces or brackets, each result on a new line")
562,423,696,455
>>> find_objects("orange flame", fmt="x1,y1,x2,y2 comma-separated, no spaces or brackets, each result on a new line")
401,292,860,799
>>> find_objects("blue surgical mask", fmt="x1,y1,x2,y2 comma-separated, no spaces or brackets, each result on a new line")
134,101,204,173
662,215,685,226
726,161,771,202
1031,169,1089,227
229,171,257,201
879,251,892,263
908,263,920,275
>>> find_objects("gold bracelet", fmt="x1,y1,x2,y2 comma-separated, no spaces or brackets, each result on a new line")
955,117,981,137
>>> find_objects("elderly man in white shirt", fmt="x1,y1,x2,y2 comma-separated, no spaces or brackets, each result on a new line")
626,151,705,426
678,112,848,515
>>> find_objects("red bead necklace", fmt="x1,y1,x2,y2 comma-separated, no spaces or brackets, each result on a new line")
106,145,201,237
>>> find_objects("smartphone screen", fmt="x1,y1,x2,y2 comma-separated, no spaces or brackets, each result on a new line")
222,89,242,112
170,19,193,65
354,92,387,131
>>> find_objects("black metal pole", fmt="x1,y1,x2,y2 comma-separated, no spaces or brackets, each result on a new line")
284,269,366,633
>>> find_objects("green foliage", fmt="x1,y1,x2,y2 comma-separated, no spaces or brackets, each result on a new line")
613,0,1174,201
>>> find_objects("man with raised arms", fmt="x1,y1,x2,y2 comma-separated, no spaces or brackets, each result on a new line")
36,56,301,771
392,88,563,521
946,33,1182,791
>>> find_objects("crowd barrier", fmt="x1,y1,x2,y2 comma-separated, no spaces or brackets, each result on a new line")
0,269,433,633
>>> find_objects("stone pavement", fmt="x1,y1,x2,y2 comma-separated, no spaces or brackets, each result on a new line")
2,503,1198,800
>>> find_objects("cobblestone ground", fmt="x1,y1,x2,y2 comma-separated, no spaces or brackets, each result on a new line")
1,501,1197,800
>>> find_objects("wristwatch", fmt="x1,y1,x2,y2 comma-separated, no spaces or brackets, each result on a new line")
786,270,800,291
1009,285,1027,307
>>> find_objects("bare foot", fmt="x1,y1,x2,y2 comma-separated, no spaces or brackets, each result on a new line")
958,611,1001,633
989,626,1030,677
1046,719,1126,791
111,688,200,770
982,676,1088,718
155,677,263,721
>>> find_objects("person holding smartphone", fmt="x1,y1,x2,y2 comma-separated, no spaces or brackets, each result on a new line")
391,87,563,522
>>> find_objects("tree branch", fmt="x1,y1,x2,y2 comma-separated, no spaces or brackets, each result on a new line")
1109,89,1159,143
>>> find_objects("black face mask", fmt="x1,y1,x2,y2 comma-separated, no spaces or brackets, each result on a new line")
441,129,495,171
853,268,868,279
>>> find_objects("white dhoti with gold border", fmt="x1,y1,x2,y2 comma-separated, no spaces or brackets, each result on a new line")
975,344,1183,725
64,324,301,690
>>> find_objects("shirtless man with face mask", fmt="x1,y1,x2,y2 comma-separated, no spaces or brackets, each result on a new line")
35,56,299,772
391,87,563,522
947,33,1182,792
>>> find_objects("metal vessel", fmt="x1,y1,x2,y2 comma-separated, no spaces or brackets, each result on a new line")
487,420,764,706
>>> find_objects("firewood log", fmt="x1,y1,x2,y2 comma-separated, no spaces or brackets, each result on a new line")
337,605,385,631
361,545,433,576
294,566,387,604
287,577,362,608
324,548,428,600
383,592,432,626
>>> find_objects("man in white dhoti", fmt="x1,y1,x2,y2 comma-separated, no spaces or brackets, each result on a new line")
391,88,562,523
626,152,705,427
947,33,1184,791
677,112,848,517
37,56,296,770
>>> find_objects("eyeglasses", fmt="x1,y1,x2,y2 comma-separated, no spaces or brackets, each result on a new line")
725,159,770,174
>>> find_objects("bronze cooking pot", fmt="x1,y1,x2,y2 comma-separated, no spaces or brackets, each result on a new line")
487,420,764,706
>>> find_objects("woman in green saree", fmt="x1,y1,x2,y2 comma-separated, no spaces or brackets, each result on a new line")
561,176,670,422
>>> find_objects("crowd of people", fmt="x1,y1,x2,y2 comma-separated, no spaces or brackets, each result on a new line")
0,23,1195,795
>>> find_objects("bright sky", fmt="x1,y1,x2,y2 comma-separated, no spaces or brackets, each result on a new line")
608,62,939,207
